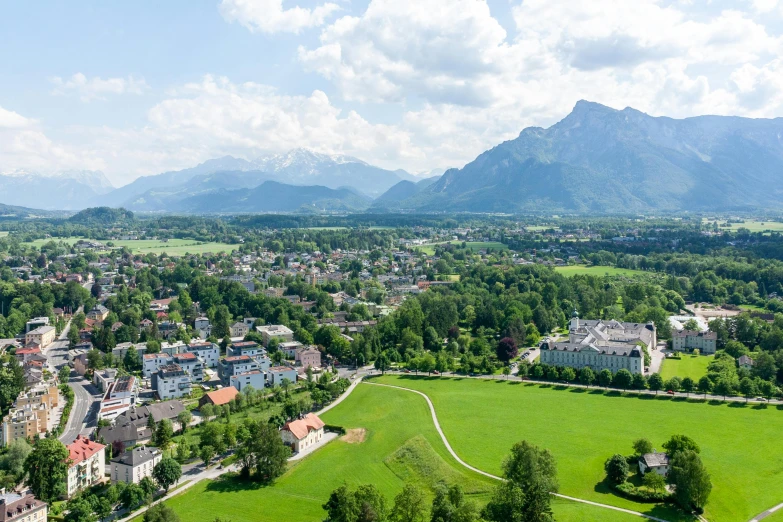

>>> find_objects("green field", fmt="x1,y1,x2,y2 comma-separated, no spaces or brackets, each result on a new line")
554,265,648,277
109,239,237,255
449,240,508,252
0,232,8,237
660,354,713,381
373,375,783,522
707,220,783,233
526,225,560,232
157,384,639,522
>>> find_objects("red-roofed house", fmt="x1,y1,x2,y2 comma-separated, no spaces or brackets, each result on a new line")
199,386,239,408
66,435,106,496
281,413,325,453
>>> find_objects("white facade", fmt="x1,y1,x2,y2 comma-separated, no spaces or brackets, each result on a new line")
111,446,161,484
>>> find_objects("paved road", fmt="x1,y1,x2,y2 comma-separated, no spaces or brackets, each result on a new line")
750,501,783,521
43,319,102,444
366,381,671,522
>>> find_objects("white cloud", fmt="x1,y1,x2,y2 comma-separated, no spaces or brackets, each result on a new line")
50,73,149,102
0,104,104,175
219,0,339,34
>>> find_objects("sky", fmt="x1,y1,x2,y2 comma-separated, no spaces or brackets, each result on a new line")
2,0,783,187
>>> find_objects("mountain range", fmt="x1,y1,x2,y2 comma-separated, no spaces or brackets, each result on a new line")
6,102,783,214
0,170,114,210
393,101,783,212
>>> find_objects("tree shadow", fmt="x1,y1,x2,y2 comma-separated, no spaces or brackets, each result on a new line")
752,403,768,410
728,401,747,408
204,474,266,493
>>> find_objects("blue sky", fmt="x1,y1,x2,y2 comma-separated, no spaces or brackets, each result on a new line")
1,0,783,186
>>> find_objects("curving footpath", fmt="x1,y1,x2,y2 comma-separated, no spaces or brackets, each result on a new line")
750,502,783,521
365,381,672,522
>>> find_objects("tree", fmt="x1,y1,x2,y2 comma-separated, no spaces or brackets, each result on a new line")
648,373,664,394
632,438,653,456
683,319,700,331
199,445,215,467
323,484,387,522
374,352,390,374
740,377,757,403
697,375,713,398
578,367,595,387
120,483,147,510
177,410,192,432
670,450,712,513
662,435,700,457
665,376,681,393
560,366,576,383
681,377,695,397
124,346,142,372
237,420,291,483
391,484,427,522
482,481,526,522
632,372,647,390
152,458,182,492
154,419,174,448
58,365,72,385
323,485,359,522
598,369,613,388
496,337,518,362
604,454,629,485
613,369,633,390
502,440,558,493
87,349,104,372
64,496,97,522
94,497,112,522
713,377,734,400
24,438,69,502
643,471,666,492
430,483,480,522
143,503,180,522
0,438,32,479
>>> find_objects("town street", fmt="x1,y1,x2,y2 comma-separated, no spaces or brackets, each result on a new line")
43,317,102,444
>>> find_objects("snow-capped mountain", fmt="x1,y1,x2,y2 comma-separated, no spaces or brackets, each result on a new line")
0,169,114,210
97,148,416,211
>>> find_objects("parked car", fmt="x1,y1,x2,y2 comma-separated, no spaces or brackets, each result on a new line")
667,390,675,395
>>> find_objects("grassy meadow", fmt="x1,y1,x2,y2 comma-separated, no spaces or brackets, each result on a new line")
659,354,713,381
22,236,85,247
554,265,648,277
373,375,783,522
155,384,639,522
109,239,237,255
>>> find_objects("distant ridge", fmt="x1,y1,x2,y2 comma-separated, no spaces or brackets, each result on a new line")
394,101,783,213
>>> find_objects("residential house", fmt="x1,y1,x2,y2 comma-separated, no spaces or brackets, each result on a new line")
226,341,263,358
173,353,204,382
0,493,48,522
185,342,220,368
672,330,717,354
142,354,173,378
66,435,106,497
295,346,322,370
194,317,211,338
152,364,191,400
279,341,303,358
218,356,263,388
110,446,162,484
24,326,55,349
230,322,249,338
72,352,89,376
98,375,138,421
112,342,146,362
255,324,294,346
639,451,670,476
267,366,298,387
25,317,49,333
199,386,239,408
739,355,755,370
97,402,184,448
87,305,110,322
281,413,325,453
230,370,265,392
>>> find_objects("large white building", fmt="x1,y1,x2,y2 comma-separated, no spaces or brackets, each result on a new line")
152,364,191,400
539,312,655,375
672,330,717,354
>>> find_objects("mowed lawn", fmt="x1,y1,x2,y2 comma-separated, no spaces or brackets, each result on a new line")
660,354,713,381
22,236,85,247
110,239,237,255
157,384,637,522
554,265,648,277
449,240,508,251
374,375,783,522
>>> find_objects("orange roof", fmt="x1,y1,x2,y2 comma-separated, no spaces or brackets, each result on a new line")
67,435,105,466
203,386,239,406
283,413,325,440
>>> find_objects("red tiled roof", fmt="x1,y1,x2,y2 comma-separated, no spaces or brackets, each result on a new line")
175,352,197,360
202,386,239,406
283,413,325,440
67,435,105,466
